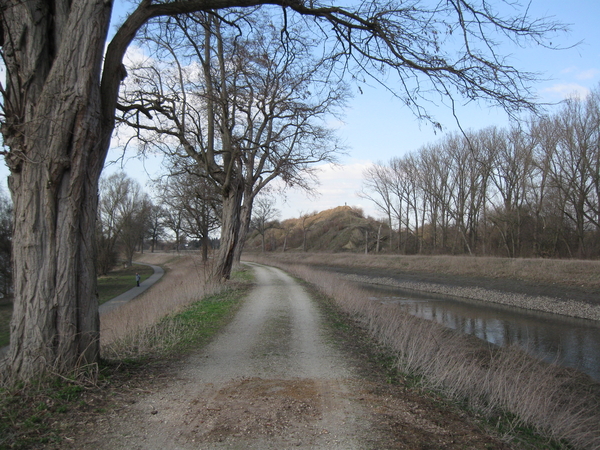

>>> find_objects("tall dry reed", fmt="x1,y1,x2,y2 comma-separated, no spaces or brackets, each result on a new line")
245,255,600,449
100,253,221,359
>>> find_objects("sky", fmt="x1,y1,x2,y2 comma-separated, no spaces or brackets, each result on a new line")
3,0,600,221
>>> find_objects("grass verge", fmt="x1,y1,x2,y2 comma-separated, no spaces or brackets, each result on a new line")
0,266,251,450
312,284,571,449
102,276,249,361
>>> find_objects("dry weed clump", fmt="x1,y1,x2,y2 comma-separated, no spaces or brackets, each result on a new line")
100,254,221,359
245,255,600,449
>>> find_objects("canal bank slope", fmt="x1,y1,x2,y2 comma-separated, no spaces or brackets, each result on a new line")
243,253,600,322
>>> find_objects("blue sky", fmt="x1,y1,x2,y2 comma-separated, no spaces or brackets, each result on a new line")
3,1,598,221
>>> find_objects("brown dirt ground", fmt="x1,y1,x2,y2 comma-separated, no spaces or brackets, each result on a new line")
43,263,519,450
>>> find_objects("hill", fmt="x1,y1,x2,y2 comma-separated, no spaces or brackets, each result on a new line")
244,206,391,253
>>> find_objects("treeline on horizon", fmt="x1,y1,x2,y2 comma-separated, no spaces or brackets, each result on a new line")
360,84,600,259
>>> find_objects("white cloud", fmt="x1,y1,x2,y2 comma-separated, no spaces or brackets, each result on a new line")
123,44,151,67
559,66,599,81
576,69,600,81
542,83,591,100
560,66,577,75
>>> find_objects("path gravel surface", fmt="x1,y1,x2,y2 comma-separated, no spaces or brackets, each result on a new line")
74,263,509,449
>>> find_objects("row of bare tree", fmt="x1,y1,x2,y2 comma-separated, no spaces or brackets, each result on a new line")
362,85,600,258
96,169,221,270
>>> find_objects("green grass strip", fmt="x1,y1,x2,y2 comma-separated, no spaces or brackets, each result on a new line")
168,287,246,352
103,267,252,362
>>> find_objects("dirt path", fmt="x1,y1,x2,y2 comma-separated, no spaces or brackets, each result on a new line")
75,263,508,449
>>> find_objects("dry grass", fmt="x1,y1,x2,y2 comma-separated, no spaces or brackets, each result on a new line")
245,254,600,449
100,252,222,359
252,252,600,290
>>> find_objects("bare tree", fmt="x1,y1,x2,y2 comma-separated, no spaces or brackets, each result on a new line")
117,11,346,278
418,144,453,252
162,209,184,253
120,193,152,265
485,125,537,257
360,163,396,250
1,0,566,381
280,220,296,253
97,173,128,275
146,204,168,253
97,172,150,272
250,194,280,252
545,89,600,256
156,165,221,261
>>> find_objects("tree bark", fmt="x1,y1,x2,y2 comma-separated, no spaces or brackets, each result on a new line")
233,196,253,264
2,0,112,381
212,181,244,281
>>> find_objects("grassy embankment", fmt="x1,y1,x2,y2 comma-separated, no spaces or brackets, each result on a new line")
245,252,600,450
100,252,248,359
0,253,251,449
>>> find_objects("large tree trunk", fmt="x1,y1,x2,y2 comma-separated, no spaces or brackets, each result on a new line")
213,181,244,281
233,194,253,264
2,0,112,382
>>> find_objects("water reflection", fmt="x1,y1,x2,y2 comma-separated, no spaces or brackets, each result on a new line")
359,283,600,381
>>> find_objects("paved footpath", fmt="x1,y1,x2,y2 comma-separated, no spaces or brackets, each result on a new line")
99,262,164,315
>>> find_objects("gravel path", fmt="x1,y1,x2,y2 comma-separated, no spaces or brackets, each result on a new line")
77,263,371,449
67,262,512,449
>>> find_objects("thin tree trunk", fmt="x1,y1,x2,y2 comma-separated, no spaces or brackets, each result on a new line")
201,220,210,262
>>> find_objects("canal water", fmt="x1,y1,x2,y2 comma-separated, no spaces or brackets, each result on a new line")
357,282,600,381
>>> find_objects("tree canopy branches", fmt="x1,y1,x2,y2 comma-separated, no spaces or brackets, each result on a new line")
101,0,567,135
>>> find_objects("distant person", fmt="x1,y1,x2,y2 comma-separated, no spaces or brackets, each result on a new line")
136,273,140,287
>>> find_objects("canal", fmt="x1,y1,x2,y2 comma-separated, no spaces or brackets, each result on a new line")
356,281,600,381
